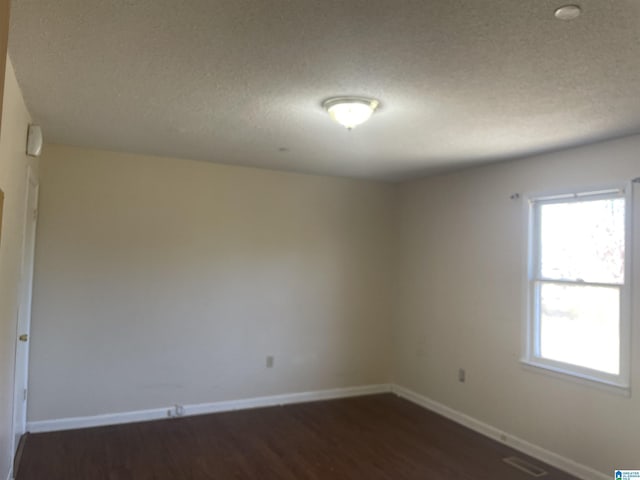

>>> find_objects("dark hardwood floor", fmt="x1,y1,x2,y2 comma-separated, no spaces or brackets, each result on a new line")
17,394,578,480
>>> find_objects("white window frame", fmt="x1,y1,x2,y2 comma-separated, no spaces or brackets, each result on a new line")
522,184,632,391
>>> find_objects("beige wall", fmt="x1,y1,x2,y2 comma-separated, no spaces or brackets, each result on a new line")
393,134,640,474
28,145,396,421
0,59,37,479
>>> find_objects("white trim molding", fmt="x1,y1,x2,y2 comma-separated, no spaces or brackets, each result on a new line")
391,384,609,480
26,384,392,433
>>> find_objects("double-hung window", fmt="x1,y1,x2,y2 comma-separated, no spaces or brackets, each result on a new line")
525,186,631,389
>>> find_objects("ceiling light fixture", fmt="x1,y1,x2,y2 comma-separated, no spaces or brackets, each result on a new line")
554,5,582,20
323,97,380,130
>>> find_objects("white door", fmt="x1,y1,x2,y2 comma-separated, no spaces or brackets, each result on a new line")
11,166,39,458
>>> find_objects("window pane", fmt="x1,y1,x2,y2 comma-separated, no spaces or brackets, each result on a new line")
539,283,620,374
539,197,625,283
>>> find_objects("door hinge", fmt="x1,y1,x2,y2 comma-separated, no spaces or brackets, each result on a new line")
23,389,27,401
33,208,38,221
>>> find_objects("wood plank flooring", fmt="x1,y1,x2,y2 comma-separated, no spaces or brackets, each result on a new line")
17,394,579,480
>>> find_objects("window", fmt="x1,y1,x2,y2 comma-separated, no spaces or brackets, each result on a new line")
525,186,631,389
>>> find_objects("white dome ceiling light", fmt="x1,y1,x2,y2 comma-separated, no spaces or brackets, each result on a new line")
554,5,582,20
323,97,380,130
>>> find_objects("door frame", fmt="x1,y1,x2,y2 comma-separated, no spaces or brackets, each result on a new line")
11,165,39,464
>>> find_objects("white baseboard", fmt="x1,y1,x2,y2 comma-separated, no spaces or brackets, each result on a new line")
185,383,391,416
391,384,609,480
26,383,392,434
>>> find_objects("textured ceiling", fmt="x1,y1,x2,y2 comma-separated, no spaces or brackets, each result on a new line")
8,0,640,181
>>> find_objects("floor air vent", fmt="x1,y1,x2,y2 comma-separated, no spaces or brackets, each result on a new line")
502,456,548,477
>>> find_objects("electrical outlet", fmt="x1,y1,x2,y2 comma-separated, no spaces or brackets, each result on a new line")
458,368,466,383
168,404,185,417
266,355,274,368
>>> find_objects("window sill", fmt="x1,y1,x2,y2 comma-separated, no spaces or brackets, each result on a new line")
520,359,631,397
